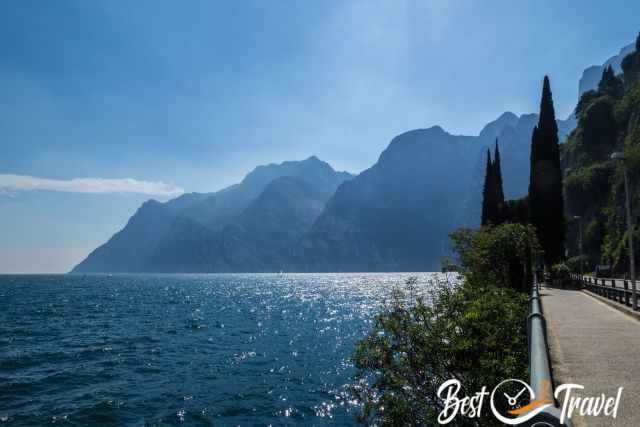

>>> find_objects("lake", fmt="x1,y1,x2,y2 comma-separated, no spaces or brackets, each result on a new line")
0,273,449,426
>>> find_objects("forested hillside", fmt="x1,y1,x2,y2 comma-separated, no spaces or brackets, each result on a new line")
564,34,640,273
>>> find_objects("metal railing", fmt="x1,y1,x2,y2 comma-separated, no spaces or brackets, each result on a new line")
573,274,638,309
525,281,572,426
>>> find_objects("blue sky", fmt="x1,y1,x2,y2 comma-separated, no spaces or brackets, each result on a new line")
1,0,639,272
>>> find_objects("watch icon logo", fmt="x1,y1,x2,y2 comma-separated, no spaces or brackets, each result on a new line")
504,385,527,406
490,379,553,425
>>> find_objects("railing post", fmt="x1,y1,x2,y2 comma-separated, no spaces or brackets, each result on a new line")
625,280,630,306
609,279,613,300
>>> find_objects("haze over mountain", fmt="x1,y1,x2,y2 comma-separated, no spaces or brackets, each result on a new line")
72,38,640,273
72,157,352,273
297,113,575,272
72,111,573,273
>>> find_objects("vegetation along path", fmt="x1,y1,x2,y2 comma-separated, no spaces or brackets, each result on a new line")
542,286,640,426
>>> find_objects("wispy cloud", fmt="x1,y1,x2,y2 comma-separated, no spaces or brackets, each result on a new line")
0,174,184,196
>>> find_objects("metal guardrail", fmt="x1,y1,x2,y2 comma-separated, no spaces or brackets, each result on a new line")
573,274,638,309
525,282,572,426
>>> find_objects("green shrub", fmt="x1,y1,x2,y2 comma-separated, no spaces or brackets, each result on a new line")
449,224,541,292
551,262,570,279
566,255,590,274
351,278,529,426
352,224,537,425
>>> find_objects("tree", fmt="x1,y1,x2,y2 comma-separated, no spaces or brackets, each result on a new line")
481,149,495,225
504,196,529,225
529,76,565,266
493,139,505,221
598,65,624,98
450,224,540,292
351,277,529,426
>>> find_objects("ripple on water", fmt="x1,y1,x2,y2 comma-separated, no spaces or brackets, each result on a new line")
0,272,455,425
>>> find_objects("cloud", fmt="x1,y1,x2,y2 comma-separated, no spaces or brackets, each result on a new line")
0,174,184,196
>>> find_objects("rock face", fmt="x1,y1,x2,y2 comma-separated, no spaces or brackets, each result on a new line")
72,39,639,273
297,127,477,272
578,43,635,97
72,113,575,273
71,157,352,273
71,199,176,273
298,114,576,272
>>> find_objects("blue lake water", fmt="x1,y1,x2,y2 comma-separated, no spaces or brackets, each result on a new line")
0,273,447,426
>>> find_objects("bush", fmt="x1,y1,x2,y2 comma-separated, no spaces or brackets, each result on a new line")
551,262,570,279
550,263,572,288
351,278,529,426
440,257,460,273
449,224,541,292
351,224,536,425
566,255,590,274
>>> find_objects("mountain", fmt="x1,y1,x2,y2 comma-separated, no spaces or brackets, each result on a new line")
298,112,576,272
462,113,576,228
564,36,640,272
71,157,352,273
174,156,350,231
298,127,477,271
147,175,338,272
294,39,631,272
73,114,569,273
579,42,635,96
70,199,176,273
73,39,637,274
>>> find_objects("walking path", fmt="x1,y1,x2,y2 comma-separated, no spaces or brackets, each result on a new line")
542,287,640,426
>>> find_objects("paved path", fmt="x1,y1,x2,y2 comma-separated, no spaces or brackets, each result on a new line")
542,287,640,426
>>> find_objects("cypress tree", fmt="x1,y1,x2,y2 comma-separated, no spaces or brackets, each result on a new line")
529,76,565,266
598,65,612,91
481,149,494,226
493,139,505,221
598,65,624,97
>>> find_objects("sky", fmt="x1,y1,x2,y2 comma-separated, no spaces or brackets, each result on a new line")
1,0,639,273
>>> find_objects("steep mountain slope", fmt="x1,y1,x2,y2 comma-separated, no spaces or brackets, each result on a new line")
73,38,637,274
71,200,176,273
298,127,478,272
564,36,640,272
179,156,351,230
72,157,351,273
579,43,635,97
148,175,340,272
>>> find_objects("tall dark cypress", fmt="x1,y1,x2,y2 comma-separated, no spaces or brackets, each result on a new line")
598,65,624,97
529,76,565,266
481,149,494,226
493,139,505,217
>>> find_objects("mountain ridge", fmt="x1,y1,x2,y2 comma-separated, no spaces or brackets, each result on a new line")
71,156,352,273
72,38,637,273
